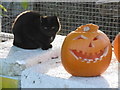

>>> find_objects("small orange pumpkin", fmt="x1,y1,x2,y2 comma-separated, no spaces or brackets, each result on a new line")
114,33,120,62
61,24,112,77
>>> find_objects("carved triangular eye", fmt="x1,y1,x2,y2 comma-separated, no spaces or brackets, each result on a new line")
93,37,98,41
93,36,99,41
73,35,88,40
77,37,84,39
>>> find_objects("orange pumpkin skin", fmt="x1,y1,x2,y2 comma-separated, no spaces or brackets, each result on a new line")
61,24,112,77
114,33,120,62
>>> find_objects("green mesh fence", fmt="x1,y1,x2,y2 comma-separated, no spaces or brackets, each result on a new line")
1,2,120,42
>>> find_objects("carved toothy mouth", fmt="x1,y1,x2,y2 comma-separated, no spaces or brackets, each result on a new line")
69,46,109,63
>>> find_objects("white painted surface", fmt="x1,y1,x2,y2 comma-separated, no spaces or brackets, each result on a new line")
0,35,118,88
0,35,65,76
21,51,118,88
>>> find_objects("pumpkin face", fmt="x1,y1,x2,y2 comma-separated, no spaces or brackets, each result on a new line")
61,24,112,77
114,33,120,62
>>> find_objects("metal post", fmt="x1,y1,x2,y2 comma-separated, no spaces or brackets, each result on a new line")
0,7,1,42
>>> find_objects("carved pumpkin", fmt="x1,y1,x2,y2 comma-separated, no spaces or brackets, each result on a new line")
114,33,120,62
61,24,112,77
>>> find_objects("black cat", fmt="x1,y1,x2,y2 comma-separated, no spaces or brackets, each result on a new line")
12,11,61,50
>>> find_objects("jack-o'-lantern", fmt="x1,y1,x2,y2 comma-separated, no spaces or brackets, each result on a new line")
114,33,120,62
61,24,112,77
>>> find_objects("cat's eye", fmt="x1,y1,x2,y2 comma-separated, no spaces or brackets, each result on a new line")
44,27,47,29
51,27,55,29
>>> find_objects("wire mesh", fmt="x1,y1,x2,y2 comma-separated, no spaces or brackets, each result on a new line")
1,2,33,33
1,2,120,42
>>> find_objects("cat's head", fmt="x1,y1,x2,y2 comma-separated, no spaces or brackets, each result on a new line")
40,16,61,36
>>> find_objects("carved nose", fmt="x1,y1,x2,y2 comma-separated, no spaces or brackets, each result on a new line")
89,42,94,47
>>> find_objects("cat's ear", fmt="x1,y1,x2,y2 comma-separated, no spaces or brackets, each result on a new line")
52,16,57,18
52,16,58,19
51,16,58,21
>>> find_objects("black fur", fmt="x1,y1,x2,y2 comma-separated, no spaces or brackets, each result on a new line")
12,11,61,50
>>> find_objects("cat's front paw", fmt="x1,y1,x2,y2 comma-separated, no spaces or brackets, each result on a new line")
41,44,52,50
49,44,52,48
